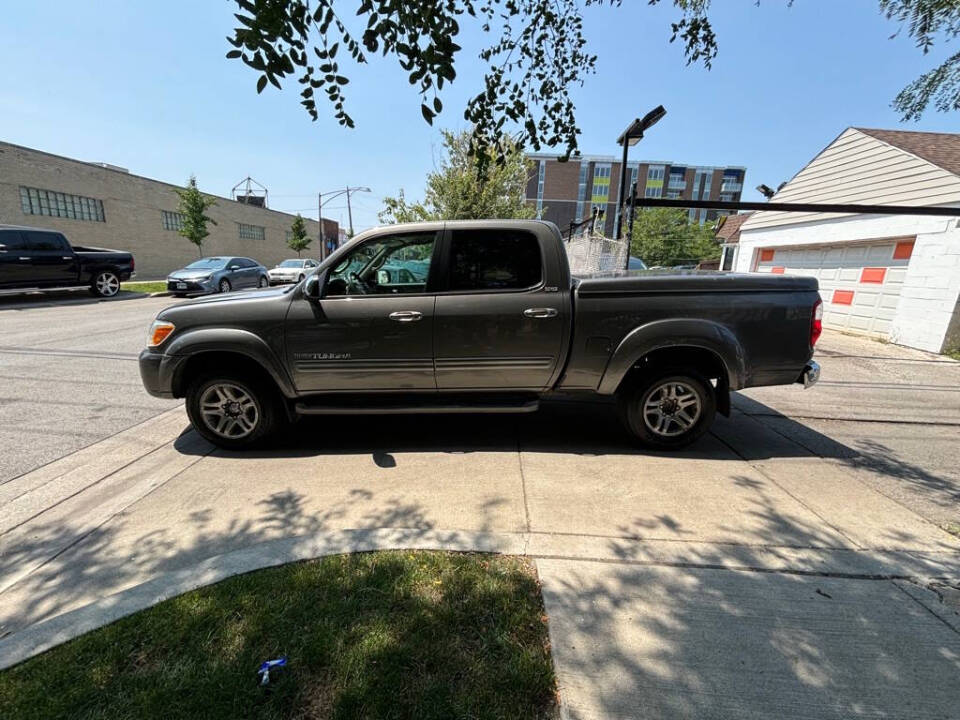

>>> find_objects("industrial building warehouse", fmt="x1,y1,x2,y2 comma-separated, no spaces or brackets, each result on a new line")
0,141,337,280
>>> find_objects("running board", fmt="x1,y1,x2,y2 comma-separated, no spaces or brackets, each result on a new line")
294,398,540,416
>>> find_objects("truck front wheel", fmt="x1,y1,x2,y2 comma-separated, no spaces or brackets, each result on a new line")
619,369,716,450
185,373,282,449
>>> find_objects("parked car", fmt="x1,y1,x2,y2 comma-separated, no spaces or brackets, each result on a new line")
0,224,135,298
140,220,821,450
167,257,268,297
268,258,319,285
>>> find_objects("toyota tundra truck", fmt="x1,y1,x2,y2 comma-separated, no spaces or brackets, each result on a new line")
139,220,821,449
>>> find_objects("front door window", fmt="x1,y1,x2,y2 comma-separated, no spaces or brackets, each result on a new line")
325,232,435,296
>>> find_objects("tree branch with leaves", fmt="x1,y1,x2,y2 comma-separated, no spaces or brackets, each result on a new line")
226,0,960,166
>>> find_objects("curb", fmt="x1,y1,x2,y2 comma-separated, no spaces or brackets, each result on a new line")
3,527,959,671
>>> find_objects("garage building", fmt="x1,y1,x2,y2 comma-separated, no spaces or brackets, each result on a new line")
734,128,960,354
0,140,337,280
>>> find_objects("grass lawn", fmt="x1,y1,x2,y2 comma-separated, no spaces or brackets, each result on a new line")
121,280,168,294
0,551,557,720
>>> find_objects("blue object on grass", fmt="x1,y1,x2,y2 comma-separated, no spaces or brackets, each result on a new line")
257,657,288,685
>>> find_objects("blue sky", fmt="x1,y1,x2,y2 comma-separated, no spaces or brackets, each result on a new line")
1,1,957,233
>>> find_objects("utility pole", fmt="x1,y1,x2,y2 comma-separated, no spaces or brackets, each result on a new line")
346,185,355,238
317,186,371,259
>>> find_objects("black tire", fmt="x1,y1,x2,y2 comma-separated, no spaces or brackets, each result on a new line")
297,274,305,283
90,270,121,298
618,369,716,450
218,278,231,294
258,275,268,288
185,373,283,449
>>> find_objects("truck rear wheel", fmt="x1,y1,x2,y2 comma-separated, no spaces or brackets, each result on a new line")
91,270,121,298
619,369,715,450
185,373,283,449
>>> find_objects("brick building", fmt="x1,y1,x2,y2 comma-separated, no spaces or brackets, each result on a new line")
0,141,338,279
525,153,747,235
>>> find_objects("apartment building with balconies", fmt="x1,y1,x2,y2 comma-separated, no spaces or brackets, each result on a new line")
525,154,747,235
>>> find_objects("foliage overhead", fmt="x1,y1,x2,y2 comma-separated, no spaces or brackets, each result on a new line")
227,0,960,164
629,207,720,268
175,176,218,255
379,129,537,223
287,213,312,256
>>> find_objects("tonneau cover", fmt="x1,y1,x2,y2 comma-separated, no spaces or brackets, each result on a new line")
574,269,818,295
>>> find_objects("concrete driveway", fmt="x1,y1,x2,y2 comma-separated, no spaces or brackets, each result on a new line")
1,327,958,717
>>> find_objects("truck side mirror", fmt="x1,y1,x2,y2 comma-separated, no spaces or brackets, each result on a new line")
304,273,322,299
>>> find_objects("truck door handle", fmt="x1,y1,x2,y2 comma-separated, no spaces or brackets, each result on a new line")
19,257,30,261
388,310,423,322
62,256,73,260
523,307,558,318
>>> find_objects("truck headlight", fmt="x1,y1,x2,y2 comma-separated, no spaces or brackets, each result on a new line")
148,320,175,347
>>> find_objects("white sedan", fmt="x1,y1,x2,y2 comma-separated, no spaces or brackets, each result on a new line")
268,258,319,285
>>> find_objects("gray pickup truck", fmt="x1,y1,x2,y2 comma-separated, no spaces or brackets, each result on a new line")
140,220,821,449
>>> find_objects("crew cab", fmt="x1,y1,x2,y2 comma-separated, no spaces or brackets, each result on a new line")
0,225,135,297
139,220,821,450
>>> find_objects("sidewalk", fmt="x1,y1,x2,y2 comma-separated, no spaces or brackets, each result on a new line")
1,402,958,716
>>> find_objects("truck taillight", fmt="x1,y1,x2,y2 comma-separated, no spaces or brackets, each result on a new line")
811,298,823,346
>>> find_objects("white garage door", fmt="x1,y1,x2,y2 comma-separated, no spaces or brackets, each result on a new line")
754,237,915,338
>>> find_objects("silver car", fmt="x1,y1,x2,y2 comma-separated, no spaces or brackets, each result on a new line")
167,256,268,297
268,258,319,285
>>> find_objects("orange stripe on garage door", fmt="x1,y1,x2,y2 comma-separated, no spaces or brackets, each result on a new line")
860,267,886,283
770,266,785,274
759,249,775,262
893,241,914,259
833,290,854,305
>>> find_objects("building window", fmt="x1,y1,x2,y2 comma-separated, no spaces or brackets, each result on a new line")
238,222,265,241
591,163,611,206
719,193,735,203
575,162,590,220
666,190,682,199
644,186,662,198
668,169,686,190
161,210,185,231
536,160,546,217
19,186,105,222
646,166,665,182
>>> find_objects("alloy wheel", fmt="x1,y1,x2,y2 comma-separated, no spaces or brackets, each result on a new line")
198,383,259,439
95,272,120,297
641,381,702,438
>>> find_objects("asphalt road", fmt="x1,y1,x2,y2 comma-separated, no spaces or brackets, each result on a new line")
0,290,179,482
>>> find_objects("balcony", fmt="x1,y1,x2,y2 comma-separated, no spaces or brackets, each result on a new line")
667,178,686,190
721,181,743,193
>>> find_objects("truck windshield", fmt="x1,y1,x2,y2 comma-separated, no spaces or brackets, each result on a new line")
186,258,228,269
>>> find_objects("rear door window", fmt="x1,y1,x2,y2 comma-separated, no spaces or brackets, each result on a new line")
21,231,63,251
447,229,542,291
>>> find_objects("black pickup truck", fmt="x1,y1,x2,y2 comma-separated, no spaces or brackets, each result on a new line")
0,224,135,298
140,220,821,449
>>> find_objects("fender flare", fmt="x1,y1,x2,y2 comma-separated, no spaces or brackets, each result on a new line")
597,318,747,395
165,328,296,397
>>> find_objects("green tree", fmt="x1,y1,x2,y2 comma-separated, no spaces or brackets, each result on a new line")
379,129,537,224
226,0,960,164
175,176,217,256
629,208,720,268
287,213,311,256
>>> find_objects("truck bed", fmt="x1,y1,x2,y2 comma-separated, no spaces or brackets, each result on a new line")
561,269,820,392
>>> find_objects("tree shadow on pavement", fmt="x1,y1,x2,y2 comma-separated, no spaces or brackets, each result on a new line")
540,474,960,719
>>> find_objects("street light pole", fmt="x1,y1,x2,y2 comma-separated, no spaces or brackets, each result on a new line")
346,185,355,238
317,186,371,259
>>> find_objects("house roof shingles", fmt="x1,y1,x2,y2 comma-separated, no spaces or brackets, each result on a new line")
855,127,960,178
714,212,753,244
